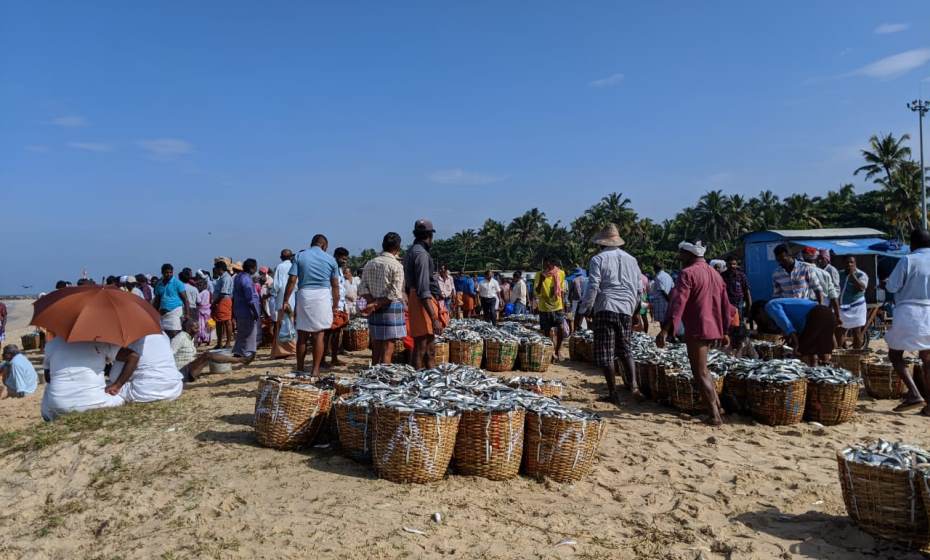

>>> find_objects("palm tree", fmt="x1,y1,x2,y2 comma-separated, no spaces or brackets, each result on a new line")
855,133,912,189
749,190,782,230
728,194,752,239
879,160,924,236
694,190,732,242
782,194,822,229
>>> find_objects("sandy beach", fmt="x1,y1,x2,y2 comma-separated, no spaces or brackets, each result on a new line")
0,300,925,559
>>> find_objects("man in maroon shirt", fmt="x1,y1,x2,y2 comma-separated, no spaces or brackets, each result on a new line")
655,241,733,426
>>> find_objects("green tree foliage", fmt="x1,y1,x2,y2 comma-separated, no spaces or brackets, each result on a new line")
349,132,924,273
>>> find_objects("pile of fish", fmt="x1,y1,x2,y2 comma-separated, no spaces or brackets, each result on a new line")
743,359,807,383
507,313,540,325
805,366,860,385
508,375,565,390
345,317,369,331
338,362,590,420
437,322,484,343
570,329,594,343
498,322,553,346
842,439,930,470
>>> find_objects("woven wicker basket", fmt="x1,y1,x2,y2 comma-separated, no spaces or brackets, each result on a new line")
648,364,671,403
484,339,519,372
392,340,408,364
667,374,725,414
754,344,774,361
334,378,355,397
804,382,858,426
523,412,605,483
568,338,582,362
254,377,334,450
434,341,449,364
453,408,525,480
334,400,374,462
20,333,40,351
343,329,370,352
837,451,930,548
753,332,783,343
635,364,652,399
518,342,553,372
569,338,592,363
449,340,483,367
832,349,870,377
372,407,460,484
747,378,808,426
519,379,564,399
862,361,905,399
722,376,750,414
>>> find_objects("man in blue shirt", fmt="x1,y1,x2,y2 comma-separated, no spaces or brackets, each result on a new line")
153,263,190,339
281,234,340,374
1,344,38,398
752,298,835,366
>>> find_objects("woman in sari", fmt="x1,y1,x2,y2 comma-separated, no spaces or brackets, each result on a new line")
195,276,213,345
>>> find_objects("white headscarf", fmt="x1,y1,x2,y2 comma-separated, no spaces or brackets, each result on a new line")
678,240,707,257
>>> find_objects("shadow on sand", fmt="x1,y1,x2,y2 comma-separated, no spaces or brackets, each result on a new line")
733,507,924,559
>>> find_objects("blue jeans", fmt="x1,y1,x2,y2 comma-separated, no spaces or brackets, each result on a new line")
512,302,526,315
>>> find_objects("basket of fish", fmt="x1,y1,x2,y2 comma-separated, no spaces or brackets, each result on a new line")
523,404,605,483
453,405,526,480
745,360,808,426
343,318,370,352
510,376,564,399
648,364,671,404
392,340,409,364
334,377,356,397
442,327,484,367
666,370,725,414
804,366,860,426
518,340,554,372
862,359,905,399
832,348,870,377
372,404,461,484
334,397,377,462
837,440,930,548
569,330,594,363
434,341,449,364
254,375,335,450
484,339,519,372
752,332,783,343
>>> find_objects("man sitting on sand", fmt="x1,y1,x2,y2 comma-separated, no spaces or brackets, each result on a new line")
171,318,252,381
1,344,38,398
106,333,184,403
41,337,126,421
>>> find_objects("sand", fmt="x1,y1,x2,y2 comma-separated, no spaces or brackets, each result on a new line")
0,302,926,559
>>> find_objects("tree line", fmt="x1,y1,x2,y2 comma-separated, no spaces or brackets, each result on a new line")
349,132,925,273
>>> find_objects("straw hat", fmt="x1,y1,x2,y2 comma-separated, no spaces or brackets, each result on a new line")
591,224,625,247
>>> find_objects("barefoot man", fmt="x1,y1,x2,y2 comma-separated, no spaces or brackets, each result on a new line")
884,228,930,413
656,241,732,426
403,219,446,369
578,224,644,404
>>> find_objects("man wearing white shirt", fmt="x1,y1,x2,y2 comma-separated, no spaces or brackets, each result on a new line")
478,270,501,325
510,271,528,315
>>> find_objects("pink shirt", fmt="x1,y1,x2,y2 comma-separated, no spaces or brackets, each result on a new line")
667,260,732,341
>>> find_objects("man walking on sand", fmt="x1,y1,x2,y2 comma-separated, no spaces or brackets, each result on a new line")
656,241,732,426
404,219,447,368
360,232,407,364
536,256,567,361
578,224,644,404
281,234,340,375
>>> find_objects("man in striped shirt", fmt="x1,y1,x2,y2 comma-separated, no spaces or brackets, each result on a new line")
771,244,824,304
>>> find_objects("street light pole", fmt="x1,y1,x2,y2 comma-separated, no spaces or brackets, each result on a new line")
909,99,929,229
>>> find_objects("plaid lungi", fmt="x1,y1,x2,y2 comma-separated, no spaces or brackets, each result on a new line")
592,310,632,367
369,301,406,341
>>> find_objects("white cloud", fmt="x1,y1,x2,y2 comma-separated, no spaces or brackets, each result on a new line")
49,115,88,127
25,145,49,152
851,48,930,79
589,73,624,88
68,141,113,152
428,168,505,186
875,23,909,34
137,138,193,160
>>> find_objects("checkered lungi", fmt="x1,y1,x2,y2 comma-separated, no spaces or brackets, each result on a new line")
592,310,632,367
369,301,406,341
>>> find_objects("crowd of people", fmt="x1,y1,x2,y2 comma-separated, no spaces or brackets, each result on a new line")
6,218,930,428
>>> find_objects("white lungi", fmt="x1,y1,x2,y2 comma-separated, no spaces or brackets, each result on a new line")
160,307,183,331
296,287,333,333
839,299,867,329
885,302,930,351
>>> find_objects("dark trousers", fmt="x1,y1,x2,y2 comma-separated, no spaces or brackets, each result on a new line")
480,297,497,325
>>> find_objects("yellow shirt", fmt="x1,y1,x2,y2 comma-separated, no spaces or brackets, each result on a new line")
535,269,566,312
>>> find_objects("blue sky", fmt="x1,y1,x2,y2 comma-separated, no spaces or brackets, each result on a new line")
3,1,930,294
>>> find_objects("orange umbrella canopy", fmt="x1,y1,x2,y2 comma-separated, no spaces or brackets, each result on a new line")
31,286,162,347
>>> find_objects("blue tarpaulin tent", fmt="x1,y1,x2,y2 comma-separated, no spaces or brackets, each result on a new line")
742,228,908,301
